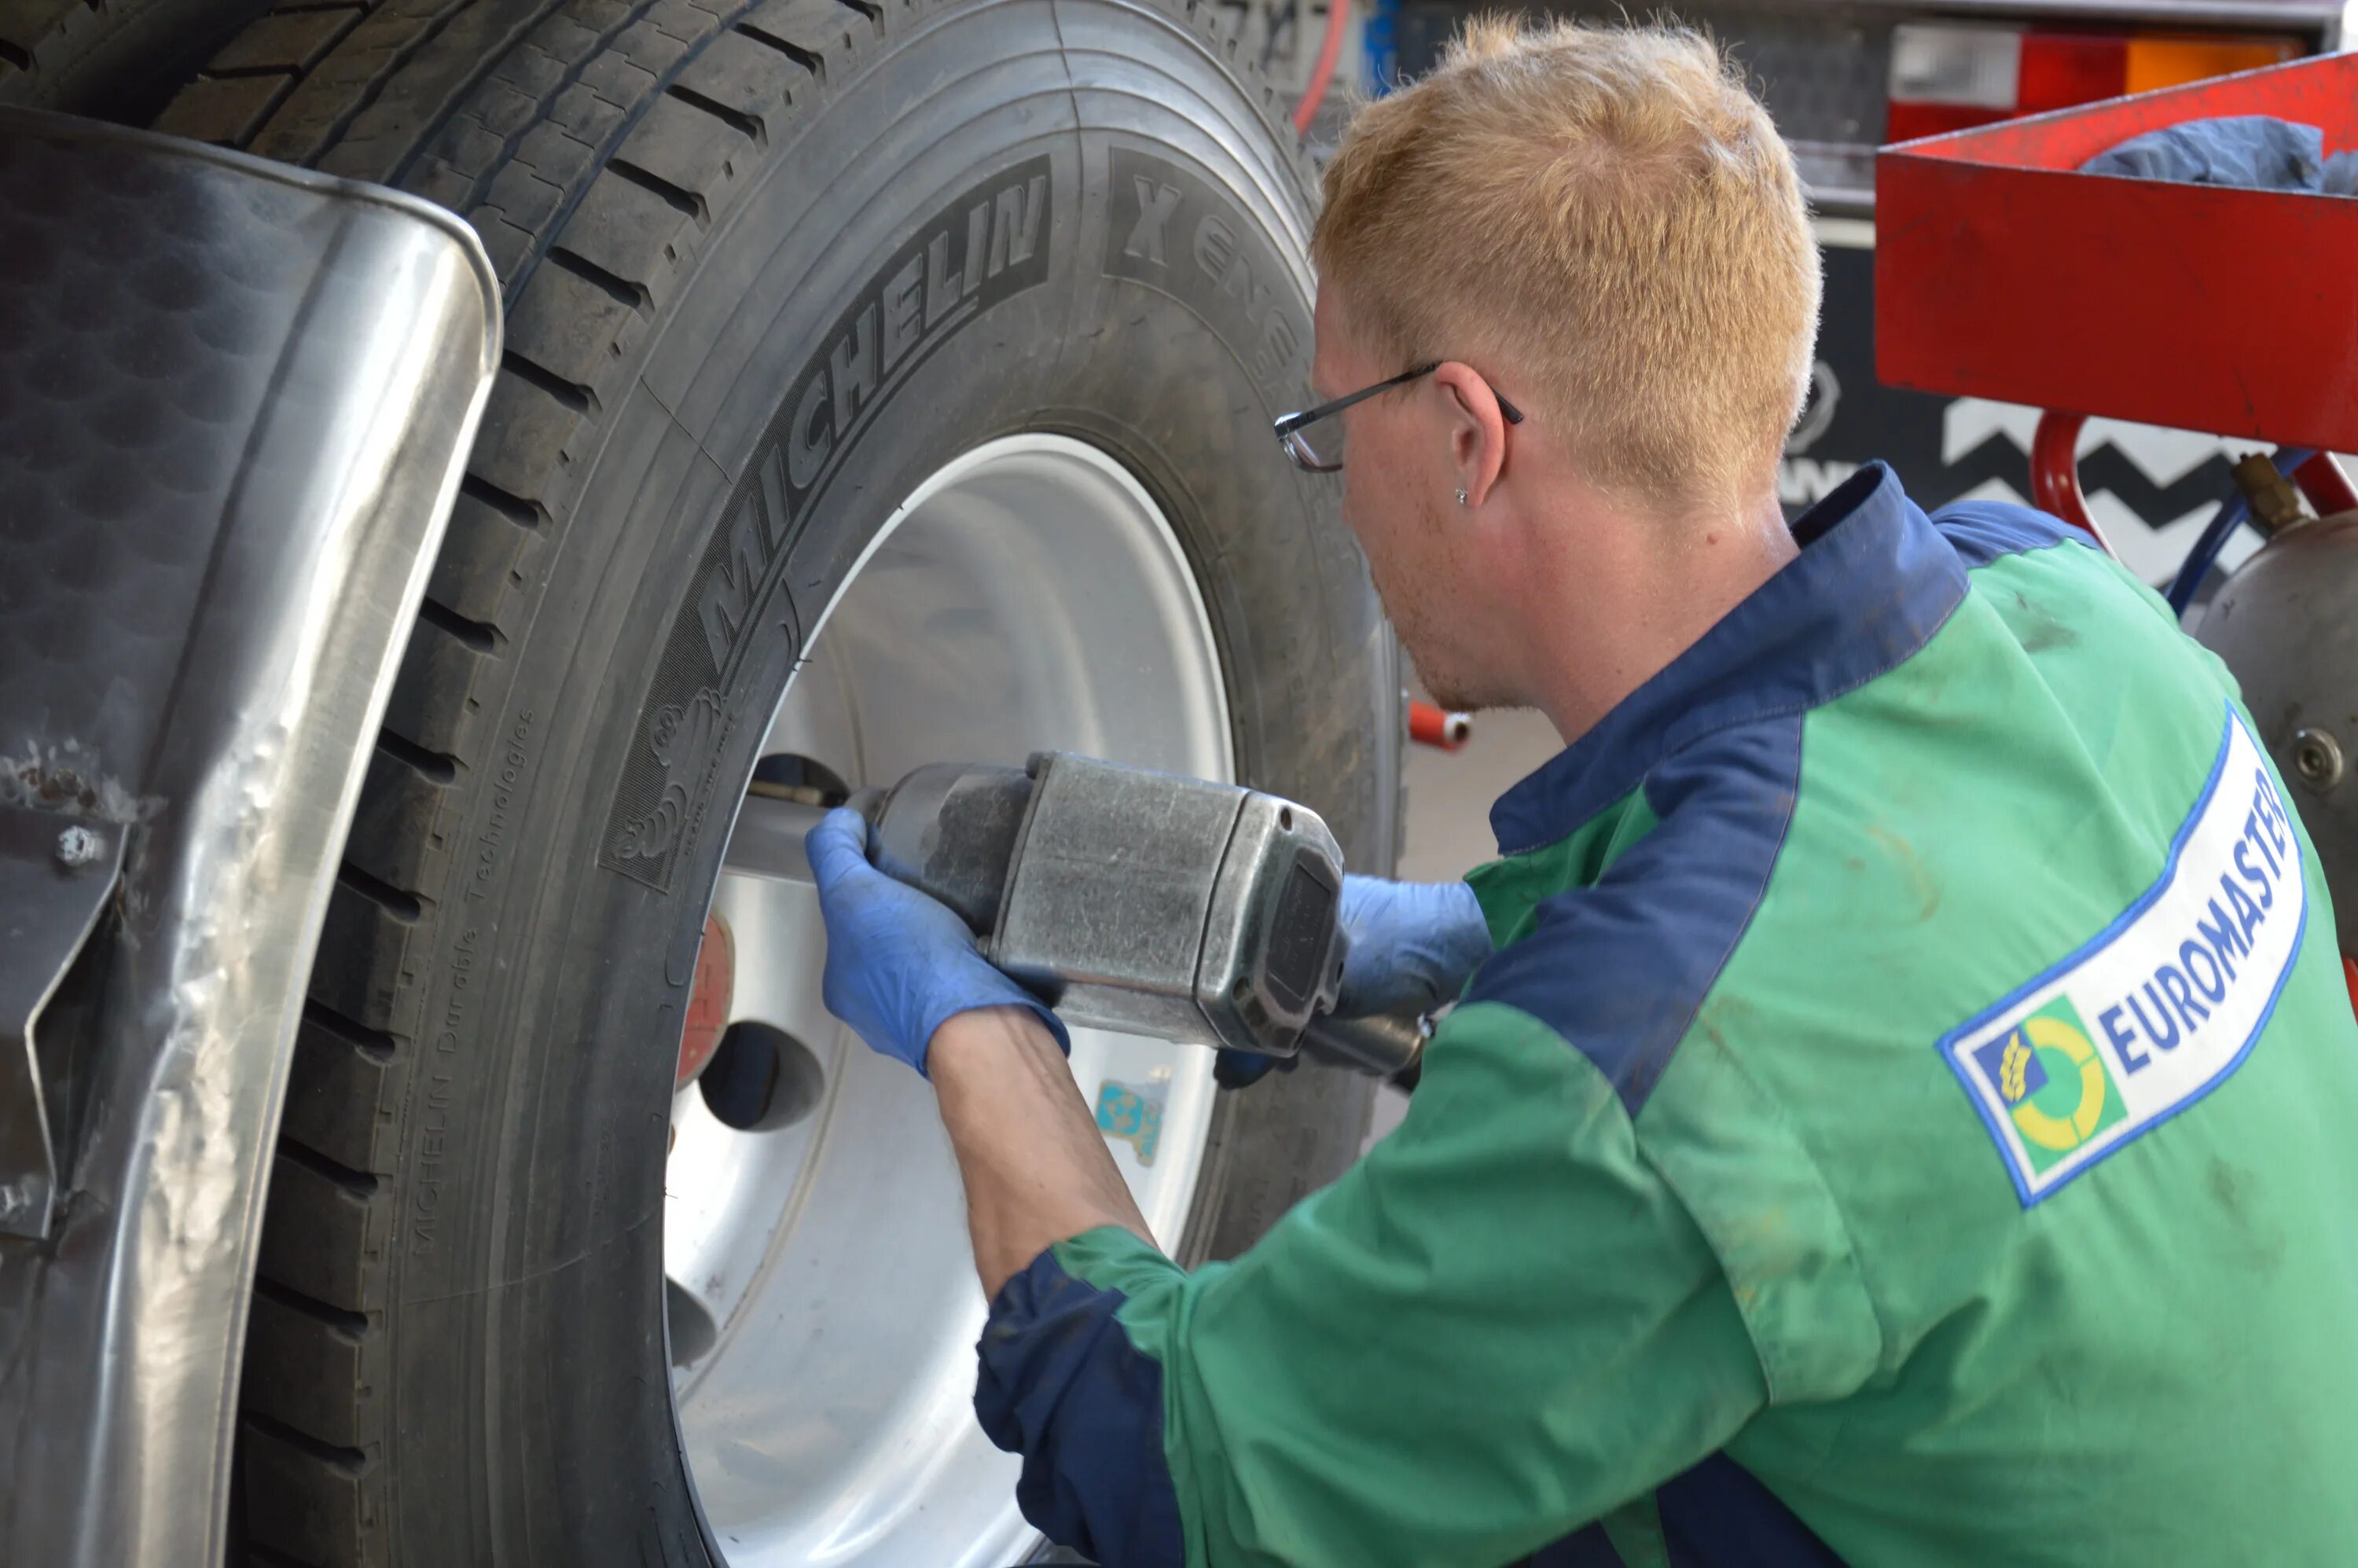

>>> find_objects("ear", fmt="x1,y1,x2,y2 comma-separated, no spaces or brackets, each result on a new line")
1431,361,1512,508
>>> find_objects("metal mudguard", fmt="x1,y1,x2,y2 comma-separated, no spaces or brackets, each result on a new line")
0,110,498,1566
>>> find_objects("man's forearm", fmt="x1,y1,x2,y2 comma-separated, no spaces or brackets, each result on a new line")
928,1005,1156,1299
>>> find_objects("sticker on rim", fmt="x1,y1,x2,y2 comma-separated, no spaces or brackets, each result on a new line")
1094,1076,1169,1166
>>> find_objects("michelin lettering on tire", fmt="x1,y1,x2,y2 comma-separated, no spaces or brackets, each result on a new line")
1104,149,1308,405
602,155,1056,892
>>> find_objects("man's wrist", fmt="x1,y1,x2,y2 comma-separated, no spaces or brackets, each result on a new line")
926,1001,1157,1300
927,1002,1067,1074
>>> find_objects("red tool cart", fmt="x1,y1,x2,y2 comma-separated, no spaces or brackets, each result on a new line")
1875,49,2358,553
1879,54,2358,1007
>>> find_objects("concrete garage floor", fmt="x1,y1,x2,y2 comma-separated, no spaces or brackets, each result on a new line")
1366,702,1568,1146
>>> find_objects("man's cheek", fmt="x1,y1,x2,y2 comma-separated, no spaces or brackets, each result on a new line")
1358,518,1419,624
1340,492,1391,574
1337,473,1376,551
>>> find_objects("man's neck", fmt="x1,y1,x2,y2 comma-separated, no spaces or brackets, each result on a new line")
1522,487,1798,745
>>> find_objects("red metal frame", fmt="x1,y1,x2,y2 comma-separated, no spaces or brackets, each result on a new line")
2028,417,2355,551
2294,451,2358,517
2028,413,2358,547
1879,52,2358,457
2029,411,2117,552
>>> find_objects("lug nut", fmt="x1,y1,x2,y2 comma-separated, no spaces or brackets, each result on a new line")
2292,727,2345,791
55,824,102,868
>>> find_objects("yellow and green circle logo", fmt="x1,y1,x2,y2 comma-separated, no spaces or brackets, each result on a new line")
1971,997,2126,1173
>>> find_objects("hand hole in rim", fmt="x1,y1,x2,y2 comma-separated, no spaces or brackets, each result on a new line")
700,1022,826,1132
667,1277,720,1367
749,751,852,807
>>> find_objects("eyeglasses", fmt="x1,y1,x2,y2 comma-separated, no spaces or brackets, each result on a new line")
1273,361,1526,473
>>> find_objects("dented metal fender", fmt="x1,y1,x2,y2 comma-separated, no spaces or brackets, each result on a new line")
0,110,499,1568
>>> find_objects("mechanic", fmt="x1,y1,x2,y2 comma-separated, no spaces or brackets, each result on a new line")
803,17,2358,1566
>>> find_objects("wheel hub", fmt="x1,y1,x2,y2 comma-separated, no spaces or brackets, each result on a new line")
662,435,1232,1566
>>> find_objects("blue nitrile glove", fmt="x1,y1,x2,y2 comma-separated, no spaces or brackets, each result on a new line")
1335,872,1493,1017
1216,873,1491,1089
805,807,1071,1074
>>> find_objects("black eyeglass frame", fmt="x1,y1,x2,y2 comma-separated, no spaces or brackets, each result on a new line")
1273,360,1527,473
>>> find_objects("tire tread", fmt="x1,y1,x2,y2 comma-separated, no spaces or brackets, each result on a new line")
0,0,274,113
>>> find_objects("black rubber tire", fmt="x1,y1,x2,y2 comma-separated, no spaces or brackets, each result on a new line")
0,0,270,117
147,1,1401,1562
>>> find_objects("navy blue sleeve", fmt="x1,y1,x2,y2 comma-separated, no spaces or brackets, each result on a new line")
1931,500,2094,569
1465,715,1803,1115
974,1247,1185,1566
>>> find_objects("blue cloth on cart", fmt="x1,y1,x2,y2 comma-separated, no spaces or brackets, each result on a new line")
2082,114,2358,196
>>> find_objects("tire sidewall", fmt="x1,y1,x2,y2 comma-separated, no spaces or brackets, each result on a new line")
383,5,1396,1559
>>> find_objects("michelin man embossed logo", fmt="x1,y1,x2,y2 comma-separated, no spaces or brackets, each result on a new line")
612,688,727,864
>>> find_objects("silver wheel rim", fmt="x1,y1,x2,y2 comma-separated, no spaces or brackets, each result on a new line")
666,434,1232,1565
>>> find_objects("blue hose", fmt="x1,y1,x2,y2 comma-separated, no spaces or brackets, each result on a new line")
2166,447,2316,618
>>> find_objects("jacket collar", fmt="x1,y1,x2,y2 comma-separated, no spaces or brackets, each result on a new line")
1489,463,1965,855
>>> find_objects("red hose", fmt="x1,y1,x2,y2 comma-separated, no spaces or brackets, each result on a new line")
1409,700,1470,751
1293,0,1350,134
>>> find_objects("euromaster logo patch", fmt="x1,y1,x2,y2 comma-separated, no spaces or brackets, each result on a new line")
1968,997,2125,1175
1941,706,2306,1204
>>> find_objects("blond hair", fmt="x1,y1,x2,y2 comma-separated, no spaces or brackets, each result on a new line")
1312,17,1820,513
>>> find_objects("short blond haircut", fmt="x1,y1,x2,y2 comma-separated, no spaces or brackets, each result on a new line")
1313,18,1820,513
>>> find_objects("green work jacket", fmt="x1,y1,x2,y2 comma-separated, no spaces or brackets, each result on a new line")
975,463,2358,1567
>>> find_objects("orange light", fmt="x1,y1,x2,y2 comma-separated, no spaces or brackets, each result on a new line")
2124,35,2300,96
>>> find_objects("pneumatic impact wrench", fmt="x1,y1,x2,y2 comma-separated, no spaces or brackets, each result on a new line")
722,751,1431,1080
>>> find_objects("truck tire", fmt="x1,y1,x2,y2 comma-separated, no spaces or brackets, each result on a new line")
145,2,1399,1563
0,0,267,117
